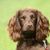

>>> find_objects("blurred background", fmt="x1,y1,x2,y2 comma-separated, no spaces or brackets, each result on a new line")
0,0,50,50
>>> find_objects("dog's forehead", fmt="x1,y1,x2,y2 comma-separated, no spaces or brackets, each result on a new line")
22,9,35,13
21,10,35,16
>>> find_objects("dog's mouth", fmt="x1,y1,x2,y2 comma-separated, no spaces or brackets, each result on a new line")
22,31,36,39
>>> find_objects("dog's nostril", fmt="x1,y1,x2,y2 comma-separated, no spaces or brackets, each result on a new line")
28,25,32,28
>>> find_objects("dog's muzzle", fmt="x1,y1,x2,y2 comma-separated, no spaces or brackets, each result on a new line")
22,31,35,39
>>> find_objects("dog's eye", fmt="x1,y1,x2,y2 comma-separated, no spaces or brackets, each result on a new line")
21,16,26,20
30,15,35,19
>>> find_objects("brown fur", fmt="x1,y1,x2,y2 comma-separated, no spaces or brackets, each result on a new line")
8,8,50,50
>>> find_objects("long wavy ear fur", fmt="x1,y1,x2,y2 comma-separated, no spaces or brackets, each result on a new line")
8,11,21,42
36,10,49,41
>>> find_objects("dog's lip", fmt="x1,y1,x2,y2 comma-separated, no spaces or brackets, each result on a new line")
22,30,34,34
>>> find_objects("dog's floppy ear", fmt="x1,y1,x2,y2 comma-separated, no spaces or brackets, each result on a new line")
8,10,22,42
36,10,49,41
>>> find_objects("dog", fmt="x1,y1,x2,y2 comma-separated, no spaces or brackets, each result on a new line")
8,8,50,50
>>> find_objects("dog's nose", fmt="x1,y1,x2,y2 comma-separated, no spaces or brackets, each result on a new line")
28,24,32,28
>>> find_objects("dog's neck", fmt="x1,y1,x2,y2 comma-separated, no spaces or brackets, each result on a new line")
17,39,48,50
19,38,48,47
23,39,47,46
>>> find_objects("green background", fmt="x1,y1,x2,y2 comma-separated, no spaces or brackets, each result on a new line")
0,0,50,50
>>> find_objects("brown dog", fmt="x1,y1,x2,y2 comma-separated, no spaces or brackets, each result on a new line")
8,8,50,50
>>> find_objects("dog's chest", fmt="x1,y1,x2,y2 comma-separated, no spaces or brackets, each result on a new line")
17,41,50,50
17,44,44,50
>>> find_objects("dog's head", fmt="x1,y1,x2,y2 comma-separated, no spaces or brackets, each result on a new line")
8,8,49,42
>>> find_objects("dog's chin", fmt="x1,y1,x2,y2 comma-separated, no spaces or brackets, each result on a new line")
22,30,36,39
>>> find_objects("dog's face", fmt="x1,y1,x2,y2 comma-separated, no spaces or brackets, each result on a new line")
19,10,36,32
8,8,49,41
